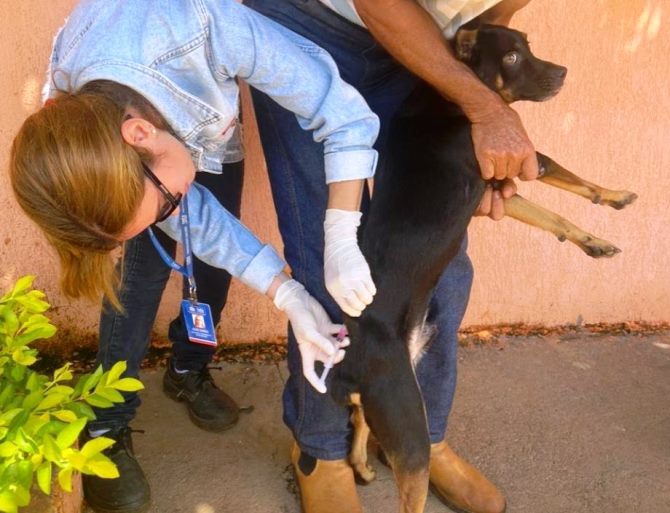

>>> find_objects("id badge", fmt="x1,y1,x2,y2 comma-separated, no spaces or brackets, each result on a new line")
181,300,217,347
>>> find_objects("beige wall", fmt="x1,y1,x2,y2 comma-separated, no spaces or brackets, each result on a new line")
1,0,668,345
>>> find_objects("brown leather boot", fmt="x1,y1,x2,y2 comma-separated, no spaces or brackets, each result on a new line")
291,443,363,513
429,441,506,513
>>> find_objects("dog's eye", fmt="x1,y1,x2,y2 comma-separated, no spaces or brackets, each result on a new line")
503,52,519,65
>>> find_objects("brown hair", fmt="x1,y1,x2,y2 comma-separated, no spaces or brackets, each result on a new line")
10,80,169,309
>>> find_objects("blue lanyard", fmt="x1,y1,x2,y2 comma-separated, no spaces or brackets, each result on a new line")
147,194,197,302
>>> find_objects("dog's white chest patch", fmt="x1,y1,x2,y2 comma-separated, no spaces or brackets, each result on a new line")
407,320,435,366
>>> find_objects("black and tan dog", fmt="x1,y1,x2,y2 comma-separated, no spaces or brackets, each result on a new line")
330,23,636,513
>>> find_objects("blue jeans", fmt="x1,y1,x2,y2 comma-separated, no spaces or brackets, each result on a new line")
246,0,473,459
90,162,244,431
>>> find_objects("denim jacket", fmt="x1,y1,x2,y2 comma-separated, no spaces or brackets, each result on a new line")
157,182,285,294
44,0,380,292
45,0,379,180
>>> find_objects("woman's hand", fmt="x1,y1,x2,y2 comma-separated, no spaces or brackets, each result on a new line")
323,209,376,317
272,279,349,393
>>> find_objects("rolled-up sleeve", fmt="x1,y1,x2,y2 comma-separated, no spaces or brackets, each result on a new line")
203,0,380,183
156,182,286,294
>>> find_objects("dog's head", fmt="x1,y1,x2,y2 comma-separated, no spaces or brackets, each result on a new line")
453,24,567,103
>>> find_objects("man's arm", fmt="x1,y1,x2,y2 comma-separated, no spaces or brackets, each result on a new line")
352,0,538,185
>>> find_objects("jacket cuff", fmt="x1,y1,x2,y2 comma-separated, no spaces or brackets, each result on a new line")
238,244,286,294
324,149,378,184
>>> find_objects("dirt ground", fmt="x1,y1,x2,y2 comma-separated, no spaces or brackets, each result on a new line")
80,333,670,513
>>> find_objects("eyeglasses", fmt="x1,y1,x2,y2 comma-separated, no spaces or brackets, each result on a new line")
141,162,182,223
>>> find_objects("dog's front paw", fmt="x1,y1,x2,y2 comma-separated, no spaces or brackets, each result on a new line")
575,234,621,258
598,190,638,210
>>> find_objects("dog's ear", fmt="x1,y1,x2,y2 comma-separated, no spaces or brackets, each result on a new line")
454,27,479,62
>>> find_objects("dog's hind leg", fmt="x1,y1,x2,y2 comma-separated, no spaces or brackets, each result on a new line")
504,193,621,257
537,153,637,209
362,370,430,513
349,393,376,484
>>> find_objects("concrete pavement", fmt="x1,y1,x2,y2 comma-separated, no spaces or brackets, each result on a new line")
85,334,670,513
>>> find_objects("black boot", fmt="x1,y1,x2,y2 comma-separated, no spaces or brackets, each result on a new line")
163,359,240,431
82,427,151,513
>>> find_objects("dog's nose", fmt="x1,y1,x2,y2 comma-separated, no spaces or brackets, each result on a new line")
555,66,568,80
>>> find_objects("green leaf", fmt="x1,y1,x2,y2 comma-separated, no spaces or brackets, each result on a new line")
13,298,46,315
7,409,30,435
19,314,50,329
9,276,35,298
36,393,67,412
11,348,37,366
16,460,33,490
14,324,57,346
53,364,73,383
0,408,22,426
80,436,115,458
81,366,104,395
0,491,18,513
0,461,17,485
95,387,125,403
105,361,127,384
12,486,29,508
51,410,78,423
85,454,119,479
0,441,17,458
48,385,75,396
30,452,43,467
15,292,50,313
64,449,87,471
9,365,25,382
65,402,96,421
55,417,86,450
1,310,18,337
36,461,52,495
4,396,22,411
22,414,49,440
57,466,73,492
42,434,62,463
13,429,38,453
21,390,44,411
110,378,144,392
84,394,114,409
8,479,31,507
26,289,46,300
34,419,64,439
25,371,43,392
0,384,15,409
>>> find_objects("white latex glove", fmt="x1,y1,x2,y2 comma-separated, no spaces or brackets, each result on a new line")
323,209,376,317
273,279,349,393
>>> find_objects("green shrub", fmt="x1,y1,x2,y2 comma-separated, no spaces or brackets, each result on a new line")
0,276,143,513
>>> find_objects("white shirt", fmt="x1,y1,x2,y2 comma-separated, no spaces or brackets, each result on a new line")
318,0,502,39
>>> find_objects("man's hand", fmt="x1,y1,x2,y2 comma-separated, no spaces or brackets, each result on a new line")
353,1,538,185
471,103,538,182
474,178,516,220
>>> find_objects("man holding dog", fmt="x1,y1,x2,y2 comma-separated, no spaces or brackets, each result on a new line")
244,1,536,512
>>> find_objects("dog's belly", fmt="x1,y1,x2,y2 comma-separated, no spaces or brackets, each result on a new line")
334,87,486,402
362,120,484,303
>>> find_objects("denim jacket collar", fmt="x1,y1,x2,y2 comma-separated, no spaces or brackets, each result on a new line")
71,61,238,172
